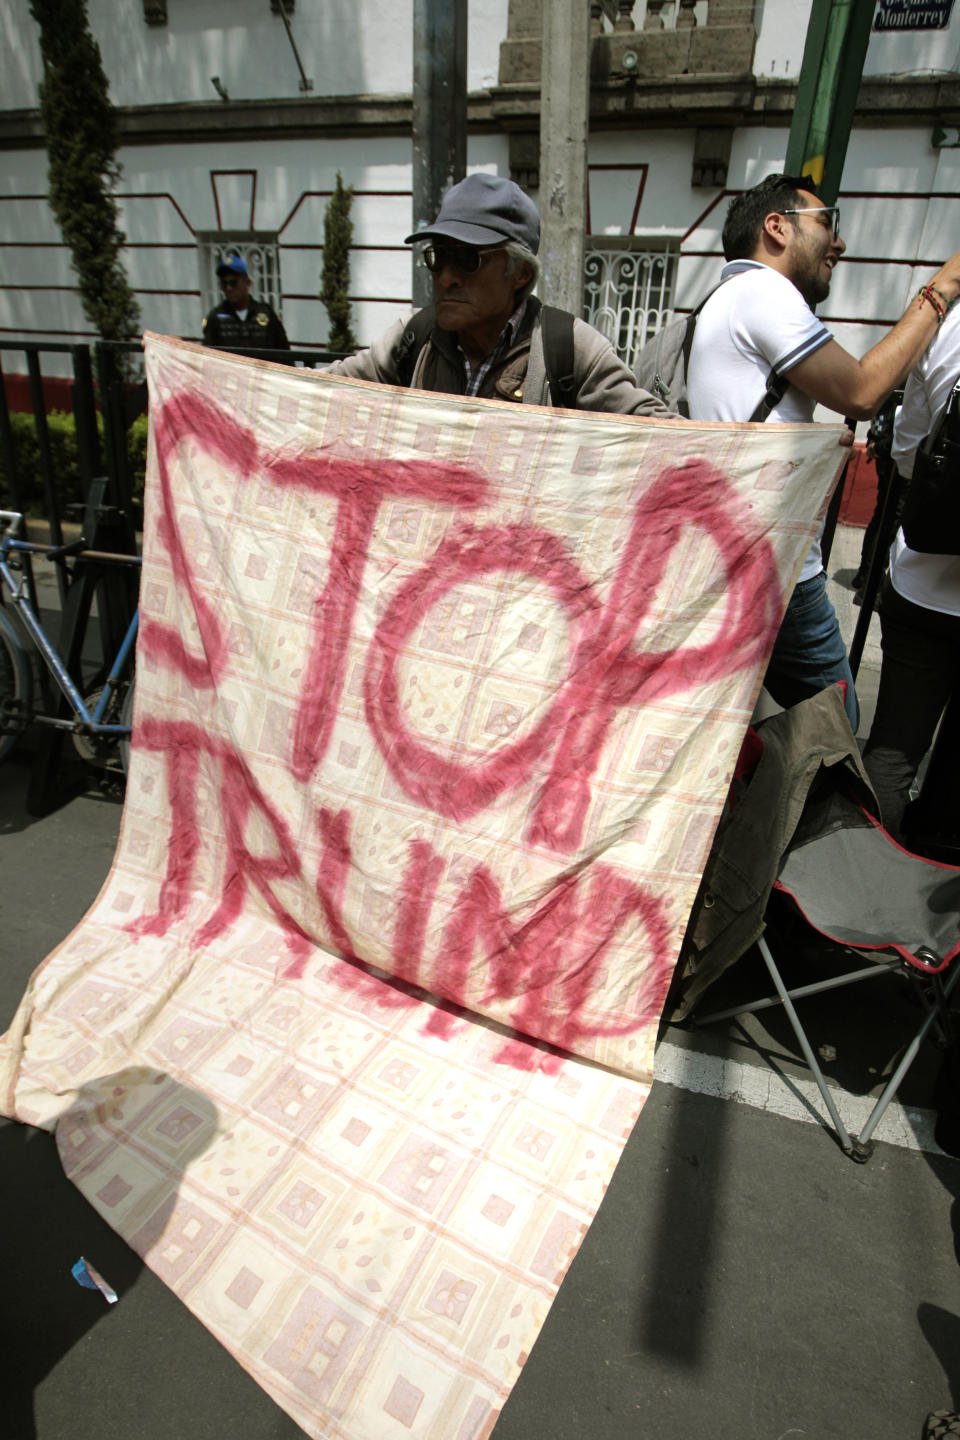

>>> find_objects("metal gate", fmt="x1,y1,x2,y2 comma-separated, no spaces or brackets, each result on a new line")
584,244,678,371
197,233,284,318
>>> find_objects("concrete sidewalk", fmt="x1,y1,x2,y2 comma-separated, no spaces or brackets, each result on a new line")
2,527,958,1440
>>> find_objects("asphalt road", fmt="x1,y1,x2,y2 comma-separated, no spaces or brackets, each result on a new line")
1,528,959,1440
2,739,960,1440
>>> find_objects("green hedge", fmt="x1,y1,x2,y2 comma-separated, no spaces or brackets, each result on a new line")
0,409,148,515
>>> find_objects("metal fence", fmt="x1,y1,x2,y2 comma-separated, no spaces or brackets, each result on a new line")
0,339,346,540
0,336,346,808
0,342,103,548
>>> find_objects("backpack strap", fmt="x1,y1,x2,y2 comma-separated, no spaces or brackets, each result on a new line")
392,306,436,387
539,304,577,409
664,288,720,418
678,286,787,422
922,377,960,457
750,368,788,423
392,301,579,407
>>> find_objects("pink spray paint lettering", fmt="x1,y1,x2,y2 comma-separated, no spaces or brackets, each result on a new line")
130,377,790,1066
0,336,847,1440
126,718,673,1059
365,462,781,850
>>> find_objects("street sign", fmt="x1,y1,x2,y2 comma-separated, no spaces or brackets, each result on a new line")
874,0,954,30
933,126,960,146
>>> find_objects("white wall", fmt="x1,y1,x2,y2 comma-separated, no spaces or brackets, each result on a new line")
586,130,700,239
0,133,516,357
864,7,960,76
754,0,960,79
753,0,810,78
2,2,44,112
6,116,954,355
4,0,958,368
0,0,511,360
3,0,509,111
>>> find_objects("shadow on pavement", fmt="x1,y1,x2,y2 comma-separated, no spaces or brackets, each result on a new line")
0,1118,147,1440
0,746,124,837
920,1152,960,1408
1,1066,307,1440
1,1070,218,1439
918,1301,960,1411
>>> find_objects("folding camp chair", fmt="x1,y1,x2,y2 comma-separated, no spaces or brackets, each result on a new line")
673,684,960,1163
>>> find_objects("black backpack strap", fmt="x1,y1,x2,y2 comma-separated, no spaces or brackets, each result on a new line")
392,306,436,387
539,304,577,409
750,367,788,423
682,290,716,364
677,278,784,423
925,377,960,454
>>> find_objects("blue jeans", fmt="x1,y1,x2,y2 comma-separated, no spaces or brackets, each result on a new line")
763,571,860,733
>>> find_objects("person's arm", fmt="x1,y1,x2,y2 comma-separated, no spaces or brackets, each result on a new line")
570,319,671,417
320,316,408,384
786,255,960,420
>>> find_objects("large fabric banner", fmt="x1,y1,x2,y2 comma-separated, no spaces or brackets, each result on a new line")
1,334,844,1438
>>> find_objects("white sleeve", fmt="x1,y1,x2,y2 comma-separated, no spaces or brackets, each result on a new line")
891,366,932,479
892,308,960,478
730,270,832,376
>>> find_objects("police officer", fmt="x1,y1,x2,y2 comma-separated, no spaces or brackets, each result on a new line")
202,255,290,352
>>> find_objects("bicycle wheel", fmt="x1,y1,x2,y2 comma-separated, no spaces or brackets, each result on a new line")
0,607,31,763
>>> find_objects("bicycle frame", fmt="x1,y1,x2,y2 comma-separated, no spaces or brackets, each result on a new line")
0,509,140,739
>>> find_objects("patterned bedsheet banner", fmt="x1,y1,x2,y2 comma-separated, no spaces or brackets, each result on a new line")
1,334,844,1438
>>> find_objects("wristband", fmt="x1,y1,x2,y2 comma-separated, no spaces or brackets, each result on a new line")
929,284,956,312
918,284,947,324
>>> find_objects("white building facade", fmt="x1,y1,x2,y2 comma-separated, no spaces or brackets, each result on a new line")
2,0,959,380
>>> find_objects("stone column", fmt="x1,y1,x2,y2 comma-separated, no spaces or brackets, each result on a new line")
538,0,590,315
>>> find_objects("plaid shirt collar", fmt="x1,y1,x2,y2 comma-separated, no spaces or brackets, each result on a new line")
459,299,528,397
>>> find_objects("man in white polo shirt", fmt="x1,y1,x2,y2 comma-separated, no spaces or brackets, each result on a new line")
687,171,960,733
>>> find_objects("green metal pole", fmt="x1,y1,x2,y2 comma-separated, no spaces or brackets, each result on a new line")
784,0,876,205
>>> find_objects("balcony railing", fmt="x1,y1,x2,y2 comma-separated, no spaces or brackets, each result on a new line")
590,0,705,32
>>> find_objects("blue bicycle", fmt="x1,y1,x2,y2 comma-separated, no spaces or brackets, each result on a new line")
0,510,139,773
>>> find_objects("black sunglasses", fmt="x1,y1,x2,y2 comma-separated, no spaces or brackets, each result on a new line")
221,274,245,286
421,243,504,275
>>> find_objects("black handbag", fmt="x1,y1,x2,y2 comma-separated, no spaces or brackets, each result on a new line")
900,379,960,554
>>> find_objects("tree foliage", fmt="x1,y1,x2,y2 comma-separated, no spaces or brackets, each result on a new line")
0,410,149,514
29,0,141,345
320,172,358,353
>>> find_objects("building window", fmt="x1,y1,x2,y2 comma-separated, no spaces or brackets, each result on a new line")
197,233,283,318
583,240,678,370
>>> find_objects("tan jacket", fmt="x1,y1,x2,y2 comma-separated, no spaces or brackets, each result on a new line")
670,685,878,1020
325,300,668,416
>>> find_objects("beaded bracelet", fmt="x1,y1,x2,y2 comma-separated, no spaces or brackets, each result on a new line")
918,284,948,323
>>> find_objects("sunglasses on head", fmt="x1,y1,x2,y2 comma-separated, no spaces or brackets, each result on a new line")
421,242,504,274
780,204,841,240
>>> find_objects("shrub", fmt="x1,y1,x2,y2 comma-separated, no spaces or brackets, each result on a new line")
320,172,358,353
29,0,142,360
0,410,149,517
